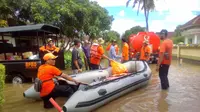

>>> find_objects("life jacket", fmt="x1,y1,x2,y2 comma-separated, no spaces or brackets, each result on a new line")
39,45,60,52
90,44,102,65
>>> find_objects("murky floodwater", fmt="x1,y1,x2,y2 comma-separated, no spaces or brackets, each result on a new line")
1,60,200,112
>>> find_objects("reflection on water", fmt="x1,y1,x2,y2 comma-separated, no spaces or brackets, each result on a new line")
1,60,200,112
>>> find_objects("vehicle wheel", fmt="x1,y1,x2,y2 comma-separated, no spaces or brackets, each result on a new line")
12,74,25,84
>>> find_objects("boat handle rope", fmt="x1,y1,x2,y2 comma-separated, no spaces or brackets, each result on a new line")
83,61,147,90
84,73,135,90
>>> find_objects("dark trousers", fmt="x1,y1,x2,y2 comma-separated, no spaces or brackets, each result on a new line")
85,58,90,70
41,82,78,109
159,64,170,90
89,63,99,70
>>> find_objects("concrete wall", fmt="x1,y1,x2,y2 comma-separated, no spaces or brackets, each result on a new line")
173,46,200,61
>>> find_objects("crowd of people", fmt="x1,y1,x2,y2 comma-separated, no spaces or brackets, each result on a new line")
37,29,173,109
70,37,132,73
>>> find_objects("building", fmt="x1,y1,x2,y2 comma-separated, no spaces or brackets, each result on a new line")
180,15,200,44
156,32,174,38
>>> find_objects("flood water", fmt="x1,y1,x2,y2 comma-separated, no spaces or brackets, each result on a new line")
1,60,200,112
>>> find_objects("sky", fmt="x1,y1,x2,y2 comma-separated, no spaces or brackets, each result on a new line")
90,0,200,35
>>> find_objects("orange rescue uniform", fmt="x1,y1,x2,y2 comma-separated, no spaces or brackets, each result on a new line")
37,64,62,97
106,43,111,51
106,43,119,55
122,42,129,61
90,44,104,65
39,45,60,53
159,39,173,65
140,46,151,61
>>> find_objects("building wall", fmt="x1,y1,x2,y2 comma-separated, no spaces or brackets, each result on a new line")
173,46,200,61
183,35,200,44
181,28,200,44
197,36,200,44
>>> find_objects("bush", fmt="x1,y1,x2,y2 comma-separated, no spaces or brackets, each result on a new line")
0,20,8,27
79,50,85,64
0,64,5,105
172,36,184,44
64,51,72,68
64,49,86,70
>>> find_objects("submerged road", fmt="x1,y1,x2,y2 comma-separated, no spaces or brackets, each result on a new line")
1,60,200,112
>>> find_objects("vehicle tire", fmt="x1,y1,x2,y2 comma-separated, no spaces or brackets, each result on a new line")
12,74,25,84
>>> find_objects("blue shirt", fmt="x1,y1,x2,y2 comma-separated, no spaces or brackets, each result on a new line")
109,45,121,60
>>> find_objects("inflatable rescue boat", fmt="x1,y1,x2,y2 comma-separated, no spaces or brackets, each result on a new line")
23,61,151,112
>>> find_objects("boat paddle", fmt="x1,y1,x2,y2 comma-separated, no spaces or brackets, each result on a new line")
49,98,63,112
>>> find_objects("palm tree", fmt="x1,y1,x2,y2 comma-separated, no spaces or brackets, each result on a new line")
126,0,155,31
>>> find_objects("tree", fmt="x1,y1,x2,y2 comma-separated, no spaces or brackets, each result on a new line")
0,0,33,25
174,25,182,37
122,26,145,41
30,0,113,38
0,0,113,50
126,0,155,31
103,31,120,42
84,1,113,40
172,25,184,44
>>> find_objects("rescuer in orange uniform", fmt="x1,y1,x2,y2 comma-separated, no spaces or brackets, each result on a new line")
89,38,111,70
106,43,119,55
139,40,151,62
156,29,173,90
37,53,82,109
121,38,129,63
39,38,60,54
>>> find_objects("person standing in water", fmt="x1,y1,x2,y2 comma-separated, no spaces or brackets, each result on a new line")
156,29,173,90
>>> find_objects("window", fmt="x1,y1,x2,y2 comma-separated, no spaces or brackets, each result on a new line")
188,38,193,44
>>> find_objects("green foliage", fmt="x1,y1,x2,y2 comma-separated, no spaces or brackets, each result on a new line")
0,64,5,105
83,1,113,39
172,25,184,44
64,51,72,68
122,26,145,41
79,49,85,66
103,31,120,42
0,19,8,27
30,0,113,38
174,25,182,37
64,50,86,70
0,0,113,40
172,36,184,44
0,0,33,25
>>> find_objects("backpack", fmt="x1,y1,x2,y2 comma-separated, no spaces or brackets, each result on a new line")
34,78,52,92
34,78,43,92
